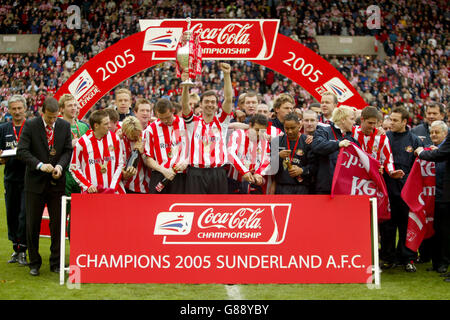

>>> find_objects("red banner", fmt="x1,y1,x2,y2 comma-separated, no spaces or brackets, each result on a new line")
331,143,390,222
401,157,436,252
69,194,372,284
140,19,280,61
54,19,367,120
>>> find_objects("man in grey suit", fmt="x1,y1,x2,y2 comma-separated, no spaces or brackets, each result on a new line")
17,97,72,276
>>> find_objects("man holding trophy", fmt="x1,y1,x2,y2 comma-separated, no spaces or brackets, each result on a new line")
177,19,234,194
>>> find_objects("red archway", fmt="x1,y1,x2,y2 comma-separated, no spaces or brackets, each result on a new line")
55,21,367,119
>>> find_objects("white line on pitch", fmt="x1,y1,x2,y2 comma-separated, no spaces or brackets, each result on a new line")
225,285,244,300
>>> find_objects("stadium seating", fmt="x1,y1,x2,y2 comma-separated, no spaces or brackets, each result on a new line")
0,0,447,124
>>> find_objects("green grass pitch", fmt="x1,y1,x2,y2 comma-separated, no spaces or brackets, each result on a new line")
0,166,449,300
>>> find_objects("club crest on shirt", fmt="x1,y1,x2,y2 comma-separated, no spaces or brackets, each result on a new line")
5,140,17,149
405,146,413,153
296,149,304,156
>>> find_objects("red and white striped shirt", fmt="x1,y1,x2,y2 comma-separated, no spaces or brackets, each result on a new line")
70,130,126,193
144,115,189,171
352,126,395,173
227,129,271,182
266,122,283,140
122,133,151,193
183,110,232,168
263,123,284,194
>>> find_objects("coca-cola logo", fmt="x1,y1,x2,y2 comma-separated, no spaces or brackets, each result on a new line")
189,23,253,45
198,207,262,230
139,19,280,60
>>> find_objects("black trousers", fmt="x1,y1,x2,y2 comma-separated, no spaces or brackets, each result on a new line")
26,189,63,270
148,171,186,194
186,166,228,194
418,237,433,262
275,183,309,194
379,195,417,264
429,201,450,269
228,178,267,194
242,181,264,194
4,180,27,252
228,177,245,194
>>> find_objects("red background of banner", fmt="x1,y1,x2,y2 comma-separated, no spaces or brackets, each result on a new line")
70,194,372,284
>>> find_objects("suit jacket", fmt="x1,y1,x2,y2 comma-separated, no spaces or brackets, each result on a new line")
419,136,450,202
17,117,73,194
411,123,432,147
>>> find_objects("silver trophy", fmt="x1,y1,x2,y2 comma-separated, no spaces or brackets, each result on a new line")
176,18,194,87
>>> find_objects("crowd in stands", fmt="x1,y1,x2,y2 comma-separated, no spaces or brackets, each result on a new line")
0,0,448,126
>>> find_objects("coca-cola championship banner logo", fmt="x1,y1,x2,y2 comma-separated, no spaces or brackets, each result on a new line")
54,19,367,120
140,19,279,60
154,202,291,244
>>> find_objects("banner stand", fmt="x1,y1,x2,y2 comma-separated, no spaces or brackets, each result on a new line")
59,196,71,285
370,198,381,288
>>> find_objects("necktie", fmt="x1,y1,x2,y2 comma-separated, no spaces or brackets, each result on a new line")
46,124,54,148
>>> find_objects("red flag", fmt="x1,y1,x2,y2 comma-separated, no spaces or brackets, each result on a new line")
401,157,435,252
331,142,391,222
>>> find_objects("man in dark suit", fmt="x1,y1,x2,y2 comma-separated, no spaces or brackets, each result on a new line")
411,103,446,147
416,132,450,283
411,103,446,262
17,97,72,276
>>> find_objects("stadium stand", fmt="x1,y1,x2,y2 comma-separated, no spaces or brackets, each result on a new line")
0,0,448,124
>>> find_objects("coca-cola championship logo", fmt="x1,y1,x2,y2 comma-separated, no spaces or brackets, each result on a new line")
155,202,291,245
139,19,280,60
